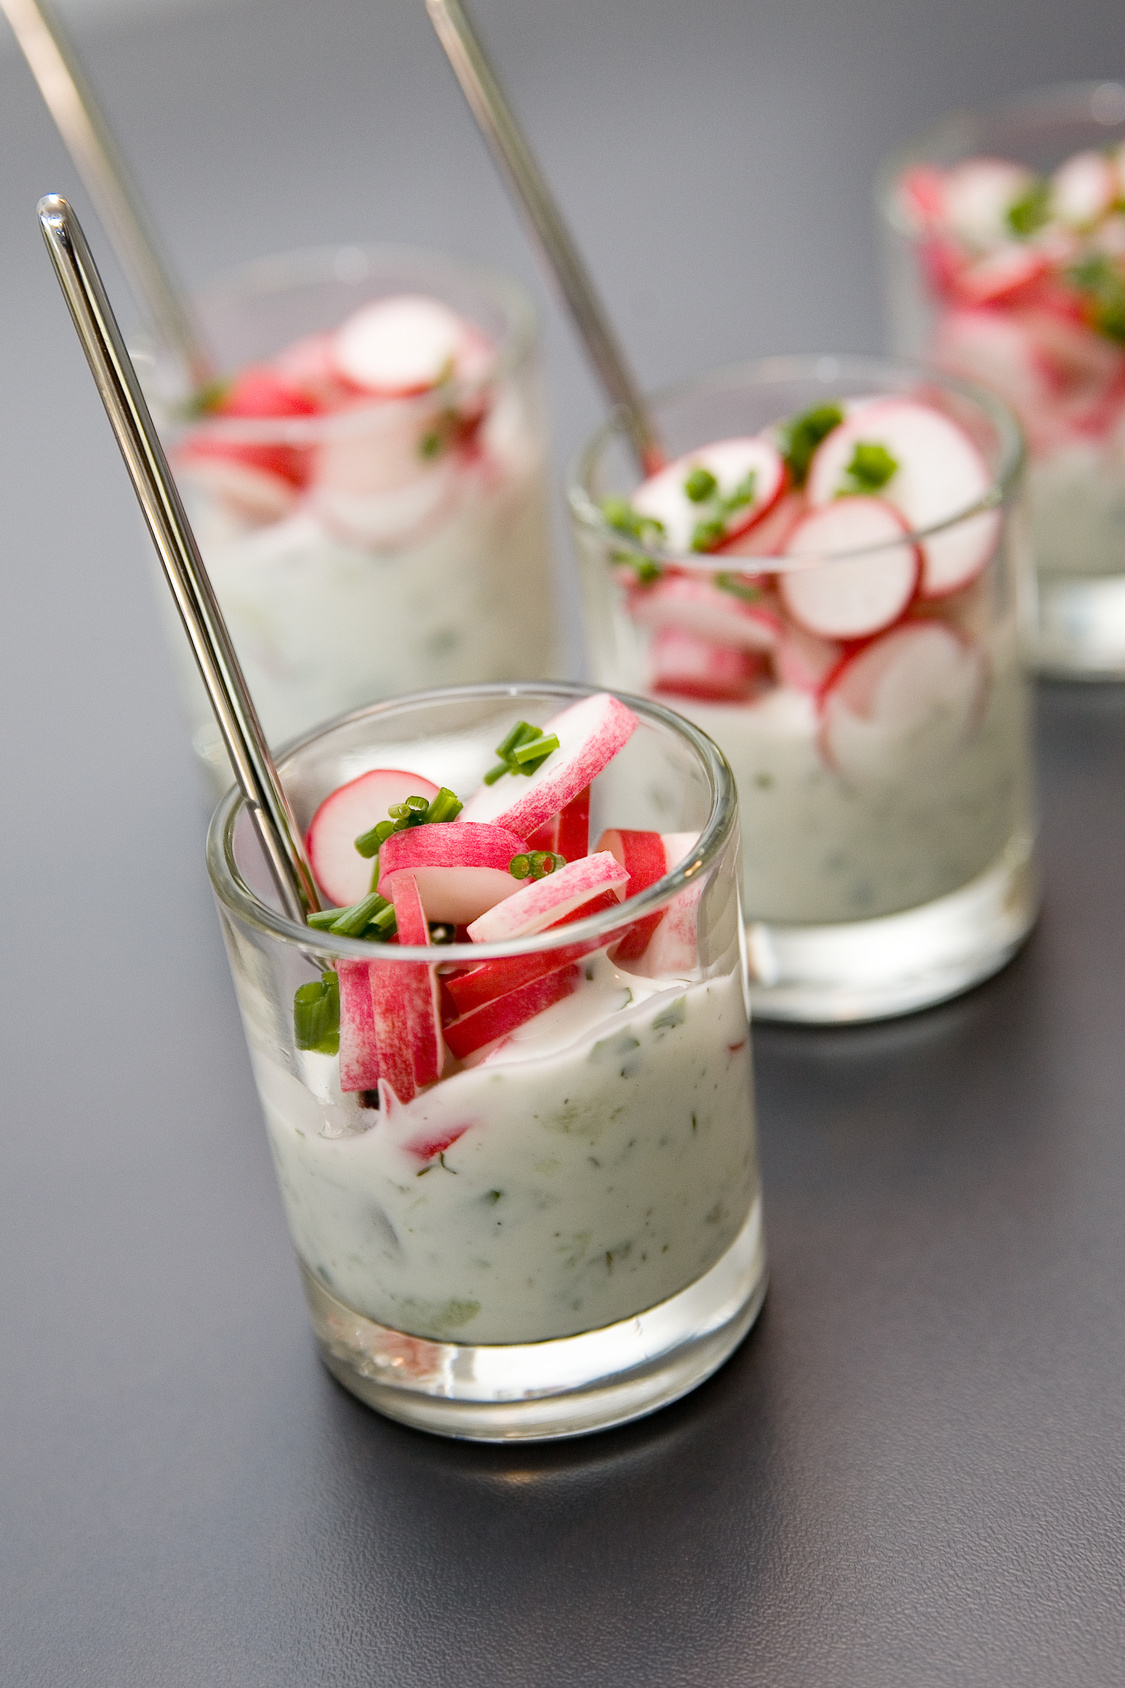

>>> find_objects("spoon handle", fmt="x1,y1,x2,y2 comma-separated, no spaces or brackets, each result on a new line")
38,194,319,922
426,0,663,474
5,0,211,387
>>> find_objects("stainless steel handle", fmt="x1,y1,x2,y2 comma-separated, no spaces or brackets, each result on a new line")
38,194,319,923
426,0,663,474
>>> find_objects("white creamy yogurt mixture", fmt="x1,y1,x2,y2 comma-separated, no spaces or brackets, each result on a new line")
256,957,757,1345
169,437,554,774
674,624,1031,925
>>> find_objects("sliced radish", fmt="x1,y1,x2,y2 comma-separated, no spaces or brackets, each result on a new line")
371,874,443,1105
1051,151,1118,228
306,767,439,907
332,295,491,397
953,243,1050,307
897,165,947,232
273,332,358,409
596,828,667,962
716,489,807,558
616,832,704,977
443,963,581,1062
820,622,987,786
466,851,628,944
175,437,305,523
774,623,845,695
215,364,321,419
459,692,638,836
780,498,919,640
525,785,590,859
376,821,527,923
337,960,380,1093
806,397,998,599
933,307,1055,425
940,159,1037,250
443,889,623,1019
630,436,786,552
629,574,782,651
650,627,766,702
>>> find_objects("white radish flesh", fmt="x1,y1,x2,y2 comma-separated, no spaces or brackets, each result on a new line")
306,767,439,907
459,693,638,837
631,436,786,552
781,497,919,639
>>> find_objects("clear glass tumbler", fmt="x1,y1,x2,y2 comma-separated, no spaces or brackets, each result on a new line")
139,246,558,792
207,683,765,1440
569,355,1038,1023
877,81,1125,676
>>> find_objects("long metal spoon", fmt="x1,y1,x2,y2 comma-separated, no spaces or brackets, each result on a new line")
425,0,664,475
7,0,212,387
38,194,319,923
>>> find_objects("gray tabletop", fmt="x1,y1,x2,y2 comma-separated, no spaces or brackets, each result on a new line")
3,1,1124,1682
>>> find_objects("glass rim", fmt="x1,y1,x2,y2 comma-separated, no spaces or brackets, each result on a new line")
139,241,539,442
566,352,1025,573
206,682,739,965
875,78,1125,235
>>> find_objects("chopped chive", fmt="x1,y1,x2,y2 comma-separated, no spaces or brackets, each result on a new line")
840,441,898,495
369,901,397,936
388,802,410,821
354,817,395,858
684,466,718,503
428,922,457,944
776,402,845,486
294,972,340,1054
691,517,727,552
306,908,343,929
329,892,388,937
424,787,463,825
1007,178,1050,238
512,732,559,765
511,850,566,880
715,571,762,602
406,795,430,813
509,853,531,879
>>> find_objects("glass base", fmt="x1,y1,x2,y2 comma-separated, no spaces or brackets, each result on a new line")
1032,575,1125,679
747,832,1038,1024
300,1198,767,1441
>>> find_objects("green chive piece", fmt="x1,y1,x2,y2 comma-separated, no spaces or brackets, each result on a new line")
1007,178,1050,238
776,402,845,486
329,892,387,937
727,470,758,511
600,496,666,544
840,441,898,495
424,787,463,824
509,853,531,879
406,794,430,813
512,732,560,765
1070,254,1125,343
306,908,343,930
387,802,410,821
294,972,340,1054
715,571,762,602
369,901,397,935
684,466,718,503
354,817,394,858
691,517,727,552
429,922,457,944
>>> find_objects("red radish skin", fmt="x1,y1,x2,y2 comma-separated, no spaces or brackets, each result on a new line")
718,491,807,559
629,574,782,651
467,851,629,943
806,397,998,600
596,828,668,962
405,1123,473,1163
525,785,590,859
174,437,307,521
371,875,444,1104
215,365,321,419
443,963,582,1062
781,497,920,640
650,627,767,703
619,832,704,977
336,960,381,1092
459,692,638,837
443,889,624,1019
306,767,440,907
630,436,786,553
377,821,528,923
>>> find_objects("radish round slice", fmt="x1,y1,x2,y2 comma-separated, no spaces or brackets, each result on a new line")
306,767,440,907
821,622,987,787
650,627,765,702
333,295,487,396
459,692,638,837
629,574,781,651
1051,151,1118,228
806,398,998,600
377,822,527,923
467,852,628,943
940,159,1037,250
780,498,918,639
953,244,1049,307
630,436,786,553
